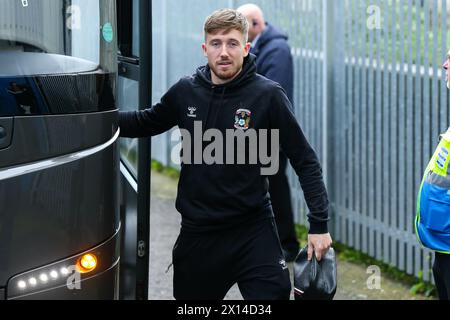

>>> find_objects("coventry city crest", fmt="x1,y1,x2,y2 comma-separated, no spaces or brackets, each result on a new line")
234,108,251,130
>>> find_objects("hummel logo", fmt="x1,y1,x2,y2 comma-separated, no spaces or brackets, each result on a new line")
279,259,288,270
187,106,197,118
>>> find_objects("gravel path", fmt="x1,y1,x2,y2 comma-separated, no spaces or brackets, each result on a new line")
148,171,434,300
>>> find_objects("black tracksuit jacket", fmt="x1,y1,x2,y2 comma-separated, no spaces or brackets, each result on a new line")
119,54,329,234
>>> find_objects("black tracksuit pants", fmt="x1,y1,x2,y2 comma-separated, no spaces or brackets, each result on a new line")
268,152,299,254
172,216,292,300
433,252,450,300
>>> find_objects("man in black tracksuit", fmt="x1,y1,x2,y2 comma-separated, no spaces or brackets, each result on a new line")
119,9,332,300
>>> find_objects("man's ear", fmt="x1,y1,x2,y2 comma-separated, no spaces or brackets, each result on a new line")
202,43,207,57
243,42,251,57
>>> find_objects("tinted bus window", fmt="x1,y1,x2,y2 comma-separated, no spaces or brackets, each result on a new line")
0,0,117,116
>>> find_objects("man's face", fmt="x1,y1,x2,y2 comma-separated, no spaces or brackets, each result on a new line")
443,50,450,89
246,18,263,43
202,29,251,84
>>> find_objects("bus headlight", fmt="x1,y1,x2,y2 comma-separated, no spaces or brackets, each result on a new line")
7,228,119,299
77,254,98,273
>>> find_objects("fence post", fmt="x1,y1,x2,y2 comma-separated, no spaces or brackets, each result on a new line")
322,0,334,232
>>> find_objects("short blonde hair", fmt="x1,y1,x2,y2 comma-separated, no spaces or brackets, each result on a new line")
204,9,249,43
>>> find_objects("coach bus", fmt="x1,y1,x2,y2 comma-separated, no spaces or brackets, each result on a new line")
0,0,151,300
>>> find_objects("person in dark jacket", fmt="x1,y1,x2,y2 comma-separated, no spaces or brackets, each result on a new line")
238,4,298,261
119,9,332,300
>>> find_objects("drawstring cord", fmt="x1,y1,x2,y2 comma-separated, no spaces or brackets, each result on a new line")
202,87,215,133
203,86,226,131
210,87,226,128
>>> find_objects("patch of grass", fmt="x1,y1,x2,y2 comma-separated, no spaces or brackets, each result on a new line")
295,224,309,248
151,160,164,172
163,166,181,180
151,159,180,180
295,223,437,298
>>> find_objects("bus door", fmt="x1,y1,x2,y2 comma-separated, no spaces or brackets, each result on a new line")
116,0,152,300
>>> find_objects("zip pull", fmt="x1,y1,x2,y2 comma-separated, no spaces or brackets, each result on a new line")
165,262,173,274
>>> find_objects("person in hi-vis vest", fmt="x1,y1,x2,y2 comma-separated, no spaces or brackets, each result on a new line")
416,50,450,300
